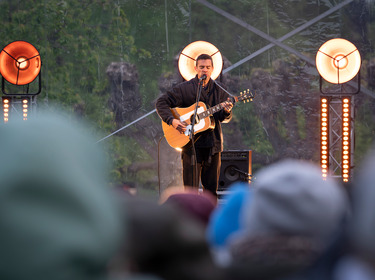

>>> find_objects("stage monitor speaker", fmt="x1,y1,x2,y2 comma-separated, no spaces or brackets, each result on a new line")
219,150,252,190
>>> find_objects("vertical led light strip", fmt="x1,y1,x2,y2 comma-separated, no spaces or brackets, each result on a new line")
22,98,29,121
2,97,10,123
342,97,351,182
320,97,329,179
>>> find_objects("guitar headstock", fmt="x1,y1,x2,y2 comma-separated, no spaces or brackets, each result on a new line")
236,89,254,103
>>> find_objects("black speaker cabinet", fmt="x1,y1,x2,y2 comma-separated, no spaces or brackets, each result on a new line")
219,150,252,190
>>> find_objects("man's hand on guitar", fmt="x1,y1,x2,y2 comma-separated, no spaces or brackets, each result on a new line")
223,98,233,113
172,119,187,134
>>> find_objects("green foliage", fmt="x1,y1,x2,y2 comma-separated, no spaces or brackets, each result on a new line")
276,107,288,140
0,0,149,116
1,0,375,190
235,102,274,155
355,99,375,164
296,105,306,139
0,0,153,188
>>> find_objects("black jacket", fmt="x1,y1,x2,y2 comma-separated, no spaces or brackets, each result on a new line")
156,76,232,154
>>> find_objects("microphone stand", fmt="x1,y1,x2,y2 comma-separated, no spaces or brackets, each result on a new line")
189,77,205,189
231,167,253,182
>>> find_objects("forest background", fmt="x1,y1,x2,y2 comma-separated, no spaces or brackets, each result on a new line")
0,0,374,196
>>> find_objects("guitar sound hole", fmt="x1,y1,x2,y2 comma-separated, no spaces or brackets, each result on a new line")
190,114,200,124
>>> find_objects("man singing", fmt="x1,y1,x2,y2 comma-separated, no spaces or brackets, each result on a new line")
156,54,233,198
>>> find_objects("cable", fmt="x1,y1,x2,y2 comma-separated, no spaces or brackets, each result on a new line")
96,109,156,143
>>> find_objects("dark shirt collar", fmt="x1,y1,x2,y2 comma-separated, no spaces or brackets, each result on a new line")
194,75,213,89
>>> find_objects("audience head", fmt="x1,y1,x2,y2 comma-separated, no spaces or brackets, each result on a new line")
206,182,252,247
227,159,349,280
0,112,123,280
160,186,216,226
241,159,348,244
117,196,225,280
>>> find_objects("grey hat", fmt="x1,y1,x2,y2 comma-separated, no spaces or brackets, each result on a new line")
241,159,348,245
0,112,123,280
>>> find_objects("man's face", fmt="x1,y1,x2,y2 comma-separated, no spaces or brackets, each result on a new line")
194,59,213,81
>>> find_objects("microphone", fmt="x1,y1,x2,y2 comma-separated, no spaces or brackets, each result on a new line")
199,74,207,81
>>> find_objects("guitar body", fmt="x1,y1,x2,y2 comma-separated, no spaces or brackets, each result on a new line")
161,89,254,149
162,101,215,149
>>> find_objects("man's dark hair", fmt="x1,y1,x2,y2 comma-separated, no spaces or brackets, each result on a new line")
196,54,213,66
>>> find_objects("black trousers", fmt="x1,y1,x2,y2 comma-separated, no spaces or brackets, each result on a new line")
181,148,221,197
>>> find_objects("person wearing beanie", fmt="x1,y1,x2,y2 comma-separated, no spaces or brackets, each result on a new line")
227,159,349,280
206,182,252,268
0,112,123,280
113,196,227,280
207,182,252,248
163,192,216,226
160,186,217,227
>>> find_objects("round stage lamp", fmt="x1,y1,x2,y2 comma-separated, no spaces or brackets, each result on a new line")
0,41,41,85
316,38,361,84
178,41,223,81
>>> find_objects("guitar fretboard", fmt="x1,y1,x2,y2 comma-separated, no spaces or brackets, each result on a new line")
198,103,224,119
195,92,251,120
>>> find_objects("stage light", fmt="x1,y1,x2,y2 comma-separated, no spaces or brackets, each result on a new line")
22,98,29,121
2,97,10,123
320,97,330,179
0,41,41,86
178,41,223,81
316,38,361,84
342,97,351,182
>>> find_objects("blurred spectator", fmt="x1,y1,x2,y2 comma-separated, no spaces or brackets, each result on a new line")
207,182,252,247
0,112,123,280
332,147,375,280
227,159,349,280
206,182,252,267
112,195,227,280
160,186,217,226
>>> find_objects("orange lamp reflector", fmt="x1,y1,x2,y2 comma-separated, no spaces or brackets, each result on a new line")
0,41,41,85
316,38,361,84
178,41,223,81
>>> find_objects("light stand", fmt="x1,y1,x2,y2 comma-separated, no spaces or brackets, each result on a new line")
0,41,42,123
2,72,42,96
316,38,361,183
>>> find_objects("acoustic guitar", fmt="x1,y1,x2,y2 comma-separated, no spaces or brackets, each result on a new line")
162,89,254,149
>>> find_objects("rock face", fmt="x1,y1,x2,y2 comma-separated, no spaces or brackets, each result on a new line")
106,62,141,124
368,59,375,89
246,58,321,163
106,61,182,190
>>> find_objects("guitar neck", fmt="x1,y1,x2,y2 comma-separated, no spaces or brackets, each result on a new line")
196,91,251,120
198,102,226,119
